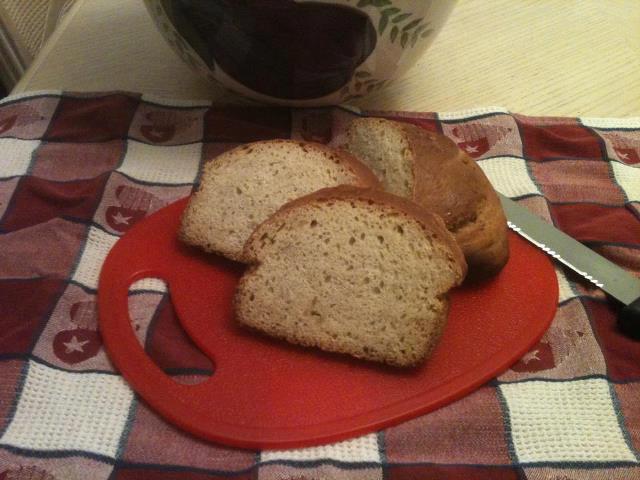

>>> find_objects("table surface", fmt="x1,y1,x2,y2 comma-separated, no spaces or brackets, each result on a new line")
12,0,640,117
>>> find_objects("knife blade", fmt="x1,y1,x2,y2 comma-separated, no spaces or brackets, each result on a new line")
499,194,640,337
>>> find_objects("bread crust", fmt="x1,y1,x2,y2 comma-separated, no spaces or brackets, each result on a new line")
343,118,509,280
243,185,467,281
400,123,509,280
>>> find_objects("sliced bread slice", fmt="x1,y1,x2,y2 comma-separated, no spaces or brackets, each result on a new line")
339,117,509,280
235,186,467,367
179,139,379,262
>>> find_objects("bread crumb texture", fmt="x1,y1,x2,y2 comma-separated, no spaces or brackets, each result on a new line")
344,118,414,197
236,194,464,367
180,140,370,261
343,117,509,280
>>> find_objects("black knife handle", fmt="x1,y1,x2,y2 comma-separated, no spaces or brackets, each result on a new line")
618,297,640,340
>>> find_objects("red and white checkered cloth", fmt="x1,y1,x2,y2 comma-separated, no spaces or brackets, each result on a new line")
0,91,639,479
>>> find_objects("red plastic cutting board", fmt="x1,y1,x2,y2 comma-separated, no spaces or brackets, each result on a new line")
98,197,558,450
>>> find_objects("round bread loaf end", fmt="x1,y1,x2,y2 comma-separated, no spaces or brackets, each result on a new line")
341,117,509,280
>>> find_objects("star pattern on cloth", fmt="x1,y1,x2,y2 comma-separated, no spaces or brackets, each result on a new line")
111,211,132,225
520,349,541,364
63,335,90,353
465,144,479,153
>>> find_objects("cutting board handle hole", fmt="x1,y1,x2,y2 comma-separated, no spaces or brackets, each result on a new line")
128,277,214,385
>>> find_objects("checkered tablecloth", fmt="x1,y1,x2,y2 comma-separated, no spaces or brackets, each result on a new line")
0,91,639,479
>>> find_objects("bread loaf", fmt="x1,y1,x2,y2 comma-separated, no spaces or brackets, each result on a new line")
235,186,467,367
340,117,509,280
179,139,379,262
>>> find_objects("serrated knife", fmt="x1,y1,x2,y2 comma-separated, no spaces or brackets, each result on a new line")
499,194,640,337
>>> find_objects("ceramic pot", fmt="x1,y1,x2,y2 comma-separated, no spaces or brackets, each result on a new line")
144,0,456,106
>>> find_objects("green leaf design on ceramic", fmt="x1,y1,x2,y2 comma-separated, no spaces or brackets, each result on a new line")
414,23,429,35
378,7,400,34
421,28,434,38
351,0,432,49
358,0,391,8
403,18,422,31
392,12,412,23
400,31,409,48
357,0,391,7
342,70,390,100
411,30,419,47
381,7,401,16
378,14,389,34
390,25,399,42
